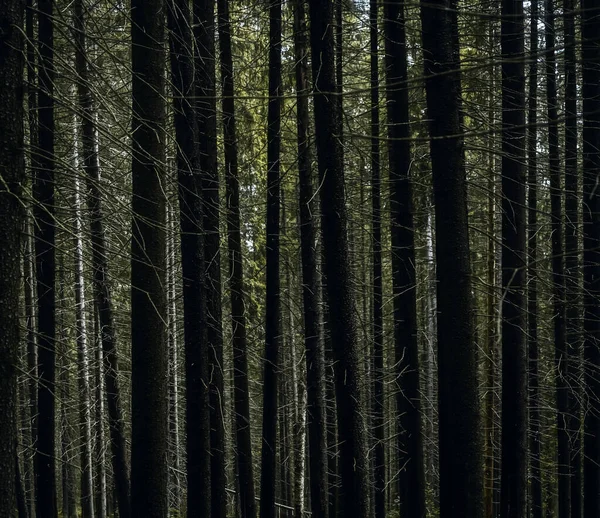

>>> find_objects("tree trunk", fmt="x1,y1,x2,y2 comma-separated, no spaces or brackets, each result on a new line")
384,2,426,516
0,0,24,512
260,1,282,516
217,1,257,516
34,1,58,515
371,1,385,517
527,1,542,516
581,0,600,516
93,308,107,518
500,0,528,516
130,0,169,515
420,0,484,516
291,0,329,516
308,2,369,517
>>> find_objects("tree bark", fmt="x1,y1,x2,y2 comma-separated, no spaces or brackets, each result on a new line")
500,1,528,517
581,0,600,516
0,0,24,513
384,2,426,516
260,1,282,516
308,2,369,517
420,0,484,516
130,0,169,515
34,1,58,515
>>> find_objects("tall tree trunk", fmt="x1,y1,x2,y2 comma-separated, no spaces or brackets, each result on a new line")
0,0,24,512
217,1,257,516
76,4,131,513
35,1,58,515
260,1,282,516
308,2,369,517
420,0,484,517
291,0,328,516
193,1,227,515
370,1,385,518
168,1,211,516
581,0,600,516
527,1,542,516
545,1,571,515
563,0,582,515
130,0,168,515
71,107,95,518
384,2,426,516
500,1,528,517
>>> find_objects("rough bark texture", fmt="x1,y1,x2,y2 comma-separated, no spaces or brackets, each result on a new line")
130,0,169,515
420,0,484,517
217,0,257,515
0,0,24,514
260,2,282,516
292,0,329,516
384,2,425,516
308,2,369,517
35,1,58,515
581,0,600,516
500,1,528,517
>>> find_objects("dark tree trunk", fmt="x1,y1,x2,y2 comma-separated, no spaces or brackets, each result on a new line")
260,1,282,516
0,0,24,513
193,1,227,515
34,1,58,515
371,1,385,518
581,0,600,516
76,3,130,514
500,1,528,517
130,0,169,515
563,0,582,515
420,0,484,517
217,1,257,516
291,0,329,516
384,2,425,516
545,2,571,515
527,1,542,516
168,1,211,517
308,2,369,517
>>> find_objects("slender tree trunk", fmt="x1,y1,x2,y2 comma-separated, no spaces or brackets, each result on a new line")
0,0,24,512
527,1,542,516
545,2,571,515
217,1,257,516
308,2,369,517
76,4,130,513
71,108,95,518
168,1,211,516
420,0,484,517
93,309,107,518
35,1,58,515
194,1,227,514
291,0,328,515
563,0,582,515
384,2,426,516
499,0,528,516
371,1,385,517
130,0,169,515
260,1,282,516
581,1,600,516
